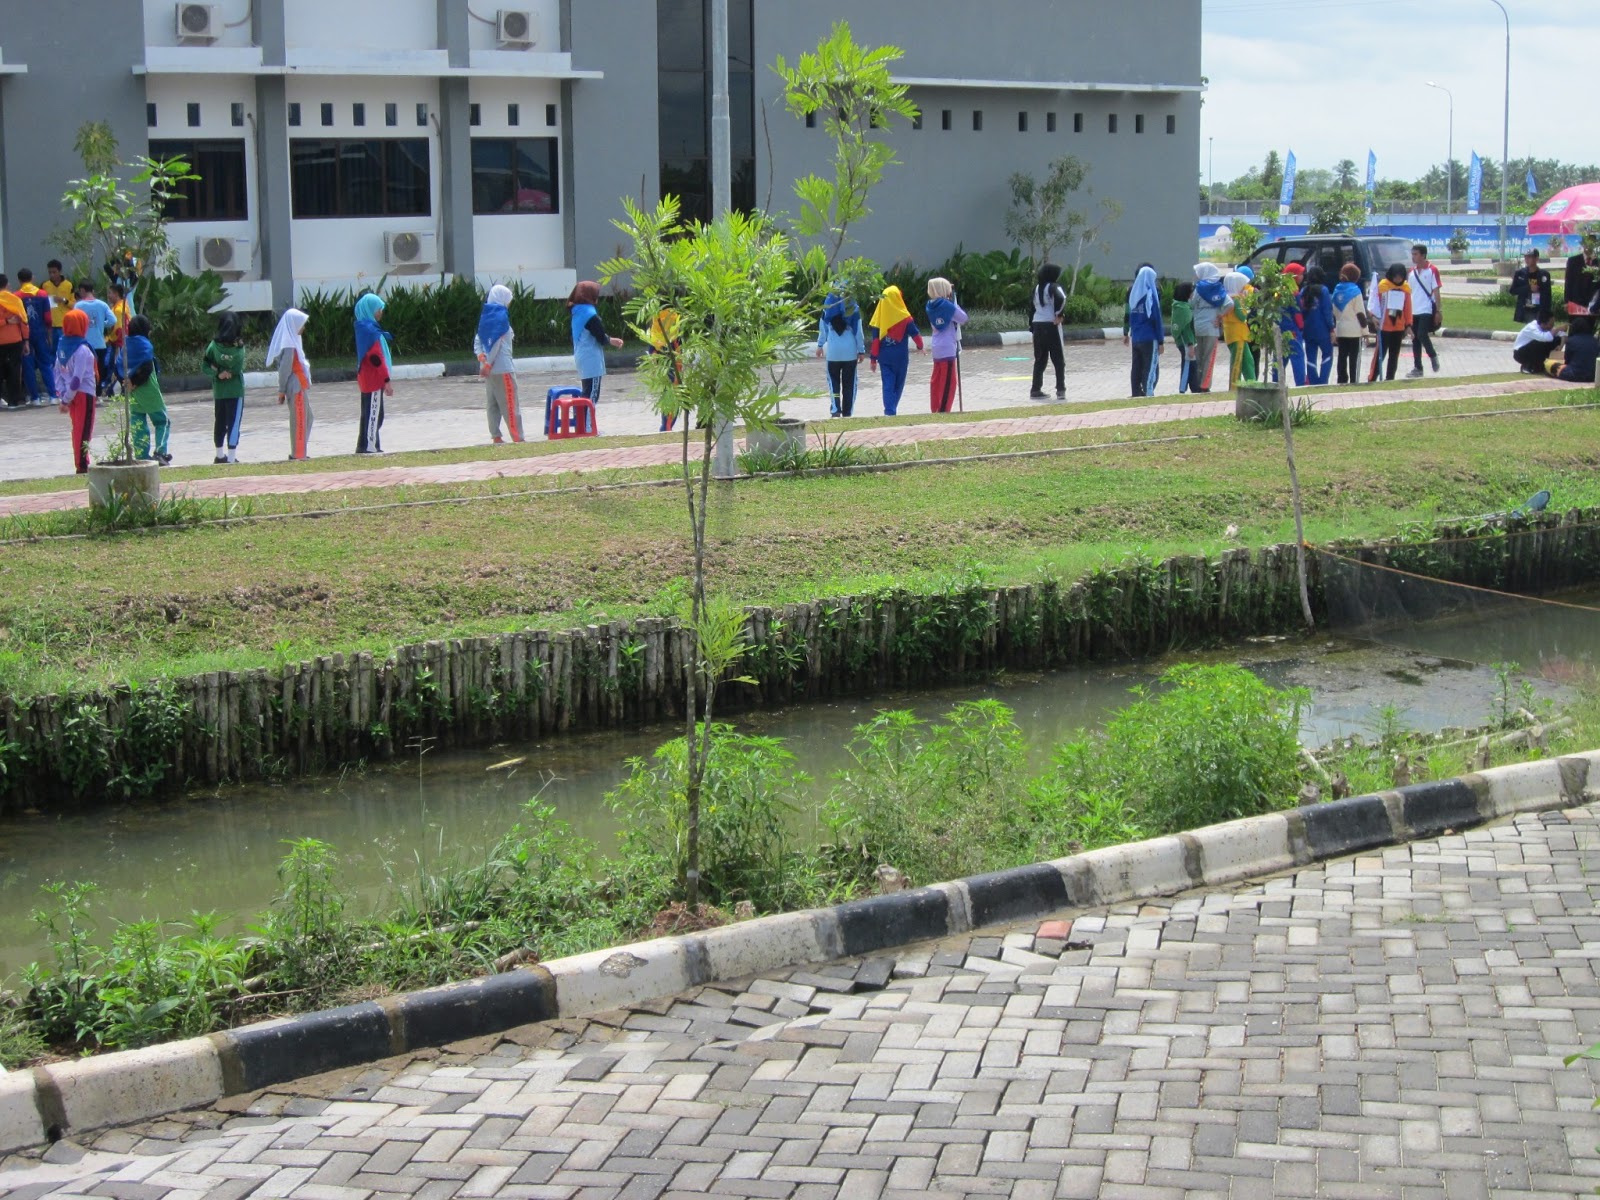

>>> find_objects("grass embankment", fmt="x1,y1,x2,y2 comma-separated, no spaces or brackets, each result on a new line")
1,387,1597,696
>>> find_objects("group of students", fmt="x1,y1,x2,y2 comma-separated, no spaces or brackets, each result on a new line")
1506,246,1600,383
0,261,132,411
812,279,968,417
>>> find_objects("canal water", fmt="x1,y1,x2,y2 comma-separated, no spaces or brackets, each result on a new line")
0,627,1582,976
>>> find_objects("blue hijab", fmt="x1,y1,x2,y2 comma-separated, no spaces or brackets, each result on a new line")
125,335,155,374
55,330,89,368
354,292,391,368
926,296,958,332
477,285,513,351
1332,281,1364,312
822,292,858,335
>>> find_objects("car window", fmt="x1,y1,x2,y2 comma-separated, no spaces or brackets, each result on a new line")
1369,238,1412,275
1319,246,1346,280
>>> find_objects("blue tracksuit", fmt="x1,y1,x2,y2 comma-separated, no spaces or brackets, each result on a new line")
1278,302,1306,387
19,290,53,399
1300,286,1335,386
870,319,922,415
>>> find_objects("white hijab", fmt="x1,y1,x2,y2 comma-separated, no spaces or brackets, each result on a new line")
266,308,309,373
1223,271,1250,298
486,284,513,307
1128,266,1160,319
1194,263,1223,282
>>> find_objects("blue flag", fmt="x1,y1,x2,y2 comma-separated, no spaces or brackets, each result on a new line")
1526,166,1538,198
1279,150,1297,215
1365,150,1377,210
1467,152,1483,214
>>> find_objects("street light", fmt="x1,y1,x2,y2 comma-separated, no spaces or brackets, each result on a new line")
1208,136,1214,217
1487,0,1510,260
1425,81,1453,214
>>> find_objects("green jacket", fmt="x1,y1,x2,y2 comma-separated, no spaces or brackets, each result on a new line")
1170,299,1196,349
202,341,247,400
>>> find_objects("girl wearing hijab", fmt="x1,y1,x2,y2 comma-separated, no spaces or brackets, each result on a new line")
1299,266,1335,387
354,292,392,454
1189,264,1232,393
1124,265,1165,398
54,309,96,474
1331,263,1373,385
816,291,865,418
475,284,522,443
567,280,622,407
925,277,967,414
1276,262,1307,388
125,315,170,464
1029,263,1066,399
203,312,248,463
1222,270,1256,387
867,284,923,415
267,308,313,460
1376,264,1412,382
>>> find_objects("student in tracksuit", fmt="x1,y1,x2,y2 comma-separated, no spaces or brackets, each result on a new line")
1125,265,1165,397
354,292,393,454
125,315,171,464
1299,266,1335,387
568,280,622,404
867,284,923,416
1189,264,1231,393
1029,263,1067,398
475,284,523,443
203,313,248,463
15,269,56,404
73,282,117,398
816,292,865,417
925,277,968,413
54,309,96,474
1169,283,1196,395
267,308,313,460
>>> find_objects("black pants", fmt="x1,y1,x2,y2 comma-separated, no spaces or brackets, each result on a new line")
1411,310,1438,367
0,343,22,407
825,359,858,417
1336,337,1362,384
1381,331,1406,380
97,346,118,396
358,390,385,453
1129,341,1156,397
213,396,243,450
1030,322,1063,393
1513,340,1557,373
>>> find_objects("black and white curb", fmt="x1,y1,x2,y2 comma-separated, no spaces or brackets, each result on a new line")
2,751,1593,1154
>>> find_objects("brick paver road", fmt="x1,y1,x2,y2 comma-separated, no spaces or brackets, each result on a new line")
6,805,1600,1199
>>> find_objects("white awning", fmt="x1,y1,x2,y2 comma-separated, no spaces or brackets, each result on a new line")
892,76,1203,94
136,46,600,80
0,50,27,75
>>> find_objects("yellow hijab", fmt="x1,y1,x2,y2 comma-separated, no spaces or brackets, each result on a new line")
869,285,912,333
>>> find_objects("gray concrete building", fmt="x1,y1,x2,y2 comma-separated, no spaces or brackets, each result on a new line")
0,0,1201,310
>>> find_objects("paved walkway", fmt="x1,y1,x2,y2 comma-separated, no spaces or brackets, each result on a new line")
0,369,1573,518
6,805,1600,1199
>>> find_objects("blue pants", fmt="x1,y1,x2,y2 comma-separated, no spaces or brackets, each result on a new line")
1175,345,1191,394
21,333,53,400
1278,338,1306,387
878,353,908,415
1303,334,1332,386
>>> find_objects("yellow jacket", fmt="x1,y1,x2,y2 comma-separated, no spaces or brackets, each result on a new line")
1221,286,1252,344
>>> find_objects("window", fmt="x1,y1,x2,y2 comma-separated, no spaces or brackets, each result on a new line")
416,103,429,127
146,103,157,128
1017,112,1028,133
187,102,201,128
1073,112,1083,133
385,102,398,127
230,103,244,127
469,103,481,127
656,0,754,222
290,139,430,218
804,111,816,129
149,139,248,222
1135,114,1144,134
1108,113,1118,133
507,103,520,127
319,102,333,127
972,110,983,131
471,137,559,215
1046,112,1057,133
941,109,952,131
288,102,301,127
352,102,365,127
1166,114,1176,135
546,103,557,127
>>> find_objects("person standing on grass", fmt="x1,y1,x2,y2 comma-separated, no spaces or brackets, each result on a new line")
1377,263,1413,381
354,292,393,455
54,308,96,474
267,308,313,460
1189,264,1231,393
0,273,28,409
1405,243,1442,376
925,277,967,414
16,269,56,405
73,282,116,398
867,284,923,416
1169,282,1196,395
816,290,865,418
124,315,171,465
1299,266,1335,387
1332,263,1374,385
1028,262,1066,399
567,280,622,407
1510,249,1553,324
475,284,523,444
203,313,248,463
1125,265,1164,397
1512,314,1561,374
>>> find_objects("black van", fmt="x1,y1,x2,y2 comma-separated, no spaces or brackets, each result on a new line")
1244,235,1414,283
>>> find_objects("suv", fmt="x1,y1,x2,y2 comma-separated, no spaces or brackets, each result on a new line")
1244,235,1414,284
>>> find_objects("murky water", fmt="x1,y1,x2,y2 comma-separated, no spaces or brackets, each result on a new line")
0,625,1579,975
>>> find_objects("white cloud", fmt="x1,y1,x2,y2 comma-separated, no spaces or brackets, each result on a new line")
1201,0,1600,183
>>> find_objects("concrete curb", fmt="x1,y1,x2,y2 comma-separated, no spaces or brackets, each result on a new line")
3,750,1594,1153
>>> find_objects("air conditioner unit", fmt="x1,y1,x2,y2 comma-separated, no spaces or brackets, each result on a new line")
383,230,436,268
496,9,536,48
175,3,218,42
196,235,250,276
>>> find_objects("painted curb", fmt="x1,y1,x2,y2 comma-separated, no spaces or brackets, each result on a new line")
2,749,1594,1154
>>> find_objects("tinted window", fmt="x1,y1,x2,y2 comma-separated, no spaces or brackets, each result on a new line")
290,138,430,218
1370,238,1413,274
149,139,248,222
471,137,559,214
657,0,704,70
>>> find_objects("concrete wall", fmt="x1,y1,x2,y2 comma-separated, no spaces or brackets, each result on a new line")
0,2,148,277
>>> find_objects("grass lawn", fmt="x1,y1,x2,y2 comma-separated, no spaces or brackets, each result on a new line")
1,384,1596,697
1441,298,1523,333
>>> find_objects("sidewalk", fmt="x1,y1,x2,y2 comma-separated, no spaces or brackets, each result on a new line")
0,375,1573,519
6,805,1598,1198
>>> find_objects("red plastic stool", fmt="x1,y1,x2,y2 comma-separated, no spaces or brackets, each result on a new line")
549,395,597,439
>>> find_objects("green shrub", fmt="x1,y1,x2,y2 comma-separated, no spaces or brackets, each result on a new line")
1062,295,1100,326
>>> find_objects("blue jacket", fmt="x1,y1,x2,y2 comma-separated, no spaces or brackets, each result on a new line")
1127,307,1165,346
570,303,607,379
817,307,865,362
1301,287,1335,341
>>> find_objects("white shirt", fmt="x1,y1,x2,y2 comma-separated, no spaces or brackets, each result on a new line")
1407,263,1441,315
1513,320,1556,351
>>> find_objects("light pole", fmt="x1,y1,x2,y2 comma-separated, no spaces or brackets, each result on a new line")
1426,81,1453,214
1207,136,1214,216
1487,0,1510,260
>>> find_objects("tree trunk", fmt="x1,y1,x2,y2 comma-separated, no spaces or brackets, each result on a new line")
1275,328,1315,630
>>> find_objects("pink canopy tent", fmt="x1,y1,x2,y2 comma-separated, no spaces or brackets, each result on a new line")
1527,183,1600,235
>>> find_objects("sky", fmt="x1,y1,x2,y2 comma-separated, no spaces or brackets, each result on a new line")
1201,0,1599,185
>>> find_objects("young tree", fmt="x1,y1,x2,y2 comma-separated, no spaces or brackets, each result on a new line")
54,121,197,282
1003,155,1088,265
1069,197,1123,295
1228,220,1263,262
1308,193,1364,236
1260,150,1283,197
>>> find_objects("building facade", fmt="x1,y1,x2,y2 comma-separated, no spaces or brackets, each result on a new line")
0,0,1201,311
